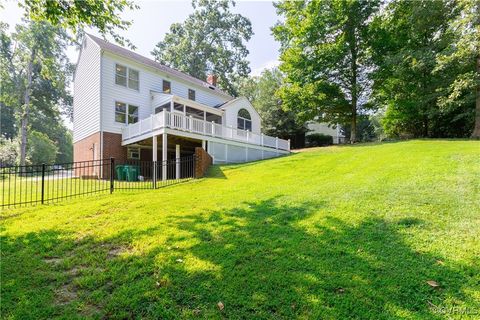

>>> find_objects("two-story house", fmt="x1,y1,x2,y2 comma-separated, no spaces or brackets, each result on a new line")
73,34,289,177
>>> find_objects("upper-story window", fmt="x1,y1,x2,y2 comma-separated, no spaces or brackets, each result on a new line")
128,69,139,90
188,89,195,101
237,108,252,131
163,80,171,93
115,64,139,90
115,101,139,124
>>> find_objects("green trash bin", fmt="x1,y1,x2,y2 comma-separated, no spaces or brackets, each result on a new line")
115,165,126,181
124,165,140,182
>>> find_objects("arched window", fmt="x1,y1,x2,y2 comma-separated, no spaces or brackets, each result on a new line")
237,108,252,131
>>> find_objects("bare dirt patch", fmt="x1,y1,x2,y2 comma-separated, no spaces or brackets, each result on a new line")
54,284,78,305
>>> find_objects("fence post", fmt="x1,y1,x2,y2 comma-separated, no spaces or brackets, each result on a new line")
41,163,46,204
110,158,115,194
152,161,157,189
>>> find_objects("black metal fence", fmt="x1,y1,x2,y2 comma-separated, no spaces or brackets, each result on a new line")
0,156,196,209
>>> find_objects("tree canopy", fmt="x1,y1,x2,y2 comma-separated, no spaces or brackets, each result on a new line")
273,0,380,143
151,0,253,96
274,0,479,141
237,68,307,146
369,0,477,138
0,20,73,165
17,0,138,47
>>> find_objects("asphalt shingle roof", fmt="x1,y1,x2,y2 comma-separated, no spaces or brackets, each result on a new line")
86,33,232,99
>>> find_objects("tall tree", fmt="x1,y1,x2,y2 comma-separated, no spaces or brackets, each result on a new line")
370,0,473,138
434,0,480,138
237,68,307,146
151,0,253,96
16,0,138,47
273,0,379,143
0,21,72,165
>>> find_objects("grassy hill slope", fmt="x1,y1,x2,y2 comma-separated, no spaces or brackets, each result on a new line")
2,140,479,319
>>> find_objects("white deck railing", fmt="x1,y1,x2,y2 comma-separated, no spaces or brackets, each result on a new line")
122,111,290,151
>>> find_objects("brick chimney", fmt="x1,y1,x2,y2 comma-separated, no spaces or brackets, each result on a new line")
207,74,218,86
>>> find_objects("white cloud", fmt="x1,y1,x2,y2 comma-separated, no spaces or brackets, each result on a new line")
250,59,280,77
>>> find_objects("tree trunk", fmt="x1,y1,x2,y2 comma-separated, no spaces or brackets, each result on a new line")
472,55,480,138
19,50,36,167
350,109,357,143
472,2,480,138
350,36,358,144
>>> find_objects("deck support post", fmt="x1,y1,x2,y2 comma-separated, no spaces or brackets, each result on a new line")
175,144,180,180
202,140,206,150
162,133,167,181
153,135,158,188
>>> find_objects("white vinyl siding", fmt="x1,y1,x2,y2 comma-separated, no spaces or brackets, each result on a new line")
208,141,281,164
73,37,101,142
101,52,229,134
223,98,261,134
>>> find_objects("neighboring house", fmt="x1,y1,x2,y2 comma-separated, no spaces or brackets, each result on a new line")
73,34,290,174
306,122,345,144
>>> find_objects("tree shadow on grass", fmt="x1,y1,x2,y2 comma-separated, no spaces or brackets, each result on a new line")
1,198,479,319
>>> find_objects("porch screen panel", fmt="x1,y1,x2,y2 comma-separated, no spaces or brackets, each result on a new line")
186,106,204,120
206,112,222,124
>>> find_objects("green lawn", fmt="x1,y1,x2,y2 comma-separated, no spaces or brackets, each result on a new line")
1,140,479,319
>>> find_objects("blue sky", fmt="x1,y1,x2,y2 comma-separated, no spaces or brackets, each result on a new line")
0,0,281,76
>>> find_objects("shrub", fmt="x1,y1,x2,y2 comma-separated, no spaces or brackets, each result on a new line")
306,133,333,147
27,131,58,165
0,137,18,166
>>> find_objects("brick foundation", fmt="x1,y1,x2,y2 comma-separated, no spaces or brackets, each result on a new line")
194,147,212,178
102,132,127,162
73,131,126,179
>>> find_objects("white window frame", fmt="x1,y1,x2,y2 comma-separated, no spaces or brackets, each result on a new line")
115,63,139,90
188,88,196,101
163,80,171,93
115,101,139,125
237,109,252,131
127,147,140,160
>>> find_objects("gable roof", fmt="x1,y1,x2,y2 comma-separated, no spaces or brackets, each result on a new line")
219,96,262,119
86,33,232,99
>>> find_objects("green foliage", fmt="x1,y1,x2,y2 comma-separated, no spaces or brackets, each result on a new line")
27,130,58,165
0,137,18,166
305,133,333,147
20,0,139,48
2,141,479,318
370,0,477,138
273,0,380,143
151,0,253,96
237,68,307,143
0,20,73,164
341,114,379,142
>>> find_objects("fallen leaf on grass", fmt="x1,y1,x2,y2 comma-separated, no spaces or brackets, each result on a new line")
217,301,224,311
193,308,201,315
427,280,440,288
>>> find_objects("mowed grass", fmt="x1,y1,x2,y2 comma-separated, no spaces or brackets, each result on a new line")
1,140,479,319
